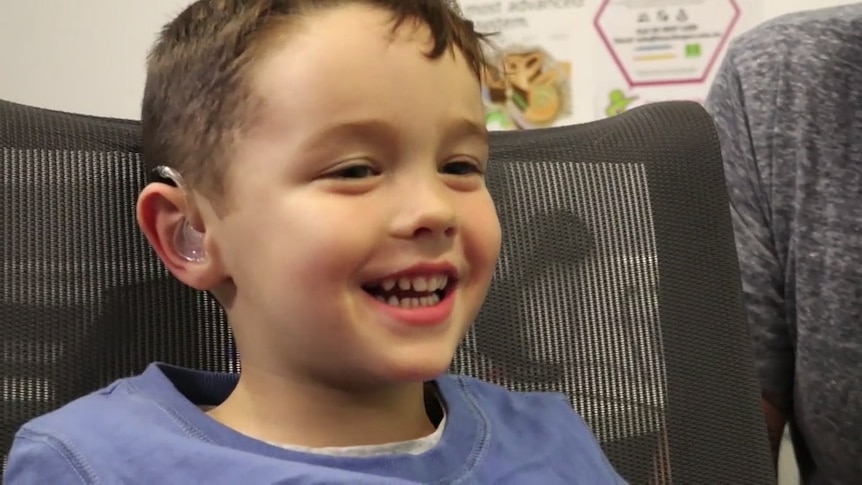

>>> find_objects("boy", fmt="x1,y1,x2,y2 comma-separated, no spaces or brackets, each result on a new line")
5,1,624,482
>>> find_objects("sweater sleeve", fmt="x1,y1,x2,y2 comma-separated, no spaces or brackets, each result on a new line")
705,47,794,395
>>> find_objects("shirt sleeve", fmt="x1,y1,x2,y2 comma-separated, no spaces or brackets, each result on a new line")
704,48,794,395
4,428,90,484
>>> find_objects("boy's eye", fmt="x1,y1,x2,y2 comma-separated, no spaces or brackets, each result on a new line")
330,164,379,179
443,160,484,176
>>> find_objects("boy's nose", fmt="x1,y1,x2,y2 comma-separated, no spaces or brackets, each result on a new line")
391,184,457,240
411,211,457,239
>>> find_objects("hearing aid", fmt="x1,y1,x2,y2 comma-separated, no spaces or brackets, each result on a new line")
152,165,208,263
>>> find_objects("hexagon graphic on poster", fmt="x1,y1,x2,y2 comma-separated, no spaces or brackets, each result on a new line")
595,0,740,87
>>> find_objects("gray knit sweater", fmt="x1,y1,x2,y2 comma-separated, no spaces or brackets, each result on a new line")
705,5,862,484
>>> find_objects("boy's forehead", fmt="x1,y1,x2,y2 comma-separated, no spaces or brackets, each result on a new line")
248,5,482,133
286,5,441,57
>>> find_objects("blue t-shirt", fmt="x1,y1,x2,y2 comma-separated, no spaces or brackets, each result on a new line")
5,363,625,483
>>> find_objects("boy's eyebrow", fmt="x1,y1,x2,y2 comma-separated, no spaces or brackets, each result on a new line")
445,117,488,144
302,117,488,147
304,119,399,147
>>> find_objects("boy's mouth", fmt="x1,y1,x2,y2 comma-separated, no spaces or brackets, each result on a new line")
362,273,457,309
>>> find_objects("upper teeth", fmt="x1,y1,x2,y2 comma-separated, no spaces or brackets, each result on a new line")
380,274,448,293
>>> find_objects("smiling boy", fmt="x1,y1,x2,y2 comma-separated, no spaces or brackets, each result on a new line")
5,1,624,483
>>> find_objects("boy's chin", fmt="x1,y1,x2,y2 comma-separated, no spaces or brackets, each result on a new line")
379,352,456,384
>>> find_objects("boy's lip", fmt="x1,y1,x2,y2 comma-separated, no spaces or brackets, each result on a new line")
364,284,458,328
361,261,462,328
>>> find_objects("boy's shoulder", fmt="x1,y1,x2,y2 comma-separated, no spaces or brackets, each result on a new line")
440,373,596,437
438,374,624,483
4,364,241,483
15,363,223,437
5,367,624,484
12,368,163,455
441,372,574,411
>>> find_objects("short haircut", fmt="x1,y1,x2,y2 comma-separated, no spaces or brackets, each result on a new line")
142,0,490,200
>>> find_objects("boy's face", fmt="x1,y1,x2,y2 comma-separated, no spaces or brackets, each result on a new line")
198,5,500,384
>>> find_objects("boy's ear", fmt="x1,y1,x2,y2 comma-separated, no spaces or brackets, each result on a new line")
136,183,227,291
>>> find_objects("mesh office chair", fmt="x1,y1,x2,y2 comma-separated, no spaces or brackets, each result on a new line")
0,98,774,483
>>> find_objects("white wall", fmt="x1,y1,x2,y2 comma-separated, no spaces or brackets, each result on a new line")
0,0,856,120
0,0,191,119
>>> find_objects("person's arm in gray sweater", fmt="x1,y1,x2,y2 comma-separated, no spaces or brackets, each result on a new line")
705,48,793,468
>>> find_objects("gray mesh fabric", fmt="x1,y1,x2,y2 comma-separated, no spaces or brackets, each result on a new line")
0,98,774,482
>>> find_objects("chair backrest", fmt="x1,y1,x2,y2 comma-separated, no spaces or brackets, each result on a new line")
0,98,774,482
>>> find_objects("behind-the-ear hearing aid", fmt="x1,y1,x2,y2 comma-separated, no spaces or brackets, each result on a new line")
151,166,208,263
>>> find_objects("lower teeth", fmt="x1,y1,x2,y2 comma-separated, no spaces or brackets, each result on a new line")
375,293,441,308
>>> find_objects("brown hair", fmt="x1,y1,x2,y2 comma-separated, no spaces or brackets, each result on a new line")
142,0,490,200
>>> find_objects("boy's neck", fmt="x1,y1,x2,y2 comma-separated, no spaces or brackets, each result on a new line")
206,365,436,448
